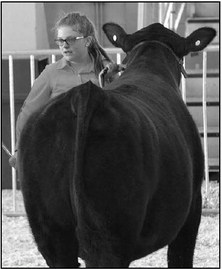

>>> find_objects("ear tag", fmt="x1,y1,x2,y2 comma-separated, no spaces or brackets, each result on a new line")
113,35,117,41
195,40,201,46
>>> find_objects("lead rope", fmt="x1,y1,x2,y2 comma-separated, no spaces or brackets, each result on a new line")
98,66,109,88
178,59,187,78
98,64,126,88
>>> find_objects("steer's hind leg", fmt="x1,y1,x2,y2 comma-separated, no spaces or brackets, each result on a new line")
167,191,202,268
45,223,80,268
26,208,79,268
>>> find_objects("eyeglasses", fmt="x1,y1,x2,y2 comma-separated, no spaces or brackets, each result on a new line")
55,36,84,46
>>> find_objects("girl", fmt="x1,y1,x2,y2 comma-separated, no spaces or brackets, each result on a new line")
9,12,118,168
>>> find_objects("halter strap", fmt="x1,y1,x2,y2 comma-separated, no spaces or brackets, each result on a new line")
124,40,187,78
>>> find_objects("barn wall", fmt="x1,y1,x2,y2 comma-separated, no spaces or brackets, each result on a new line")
2,2,49,50
43,2,138,48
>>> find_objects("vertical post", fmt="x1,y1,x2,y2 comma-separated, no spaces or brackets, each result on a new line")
116,52,122,76
159,3,163,24
169,3,174,30
30,55,35,87
51,54,56,63
202,51,209,200
9,55,16,212
181,75,186,103
137,3,145,30
116,53,121,65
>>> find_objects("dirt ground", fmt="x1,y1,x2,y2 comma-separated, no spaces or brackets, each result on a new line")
2,186,220,268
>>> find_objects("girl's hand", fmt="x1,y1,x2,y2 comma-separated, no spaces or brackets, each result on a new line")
9,151,17,169
106,62,119,73
99,62,126,87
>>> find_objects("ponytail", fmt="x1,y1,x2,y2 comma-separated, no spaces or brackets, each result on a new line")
88,37,112,76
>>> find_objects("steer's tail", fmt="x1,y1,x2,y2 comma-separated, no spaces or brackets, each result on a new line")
69,80,105,231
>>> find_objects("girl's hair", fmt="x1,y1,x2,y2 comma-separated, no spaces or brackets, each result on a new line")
54,12,112,76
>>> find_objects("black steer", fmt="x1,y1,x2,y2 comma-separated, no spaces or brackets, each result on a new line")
18,22,216,267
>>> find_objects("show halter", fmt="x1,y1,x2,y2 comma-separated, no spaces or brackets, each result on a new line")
123,40,188,78
99,39,187,88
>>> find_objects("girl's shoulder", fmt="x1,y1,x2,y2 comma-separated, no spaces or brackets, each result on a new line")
45,58,67,71
36,58,66,81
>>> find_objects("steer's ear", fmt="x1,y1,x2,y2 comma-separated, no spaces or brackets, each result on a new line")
185,27,216,53
103,23,129,51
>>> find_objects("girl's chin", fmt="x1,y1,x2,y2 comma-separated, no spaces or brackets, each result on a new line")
63,53,75,61
64,56,74,61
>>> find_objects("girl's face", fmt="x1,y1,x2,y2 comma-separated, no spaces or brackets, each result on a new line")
56,26,89,62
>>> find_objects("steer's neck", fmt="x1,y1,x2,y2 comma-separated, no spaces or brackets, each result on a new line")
124,46,182,90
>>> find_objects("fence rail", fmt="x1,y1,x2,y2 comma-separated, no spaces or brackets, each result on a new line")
2,44,219,215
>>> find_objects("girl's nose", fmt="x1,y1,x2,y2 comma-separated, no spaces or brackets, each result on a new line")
63,42,69,48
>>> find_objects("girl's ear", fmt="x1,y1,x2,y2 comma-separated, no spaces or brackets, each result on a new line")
103,22,129,52
185,27,216,53
85,36,93,47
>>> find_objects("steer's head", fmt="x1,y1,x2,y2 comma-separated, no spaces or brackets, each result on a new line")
103,22,216,59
